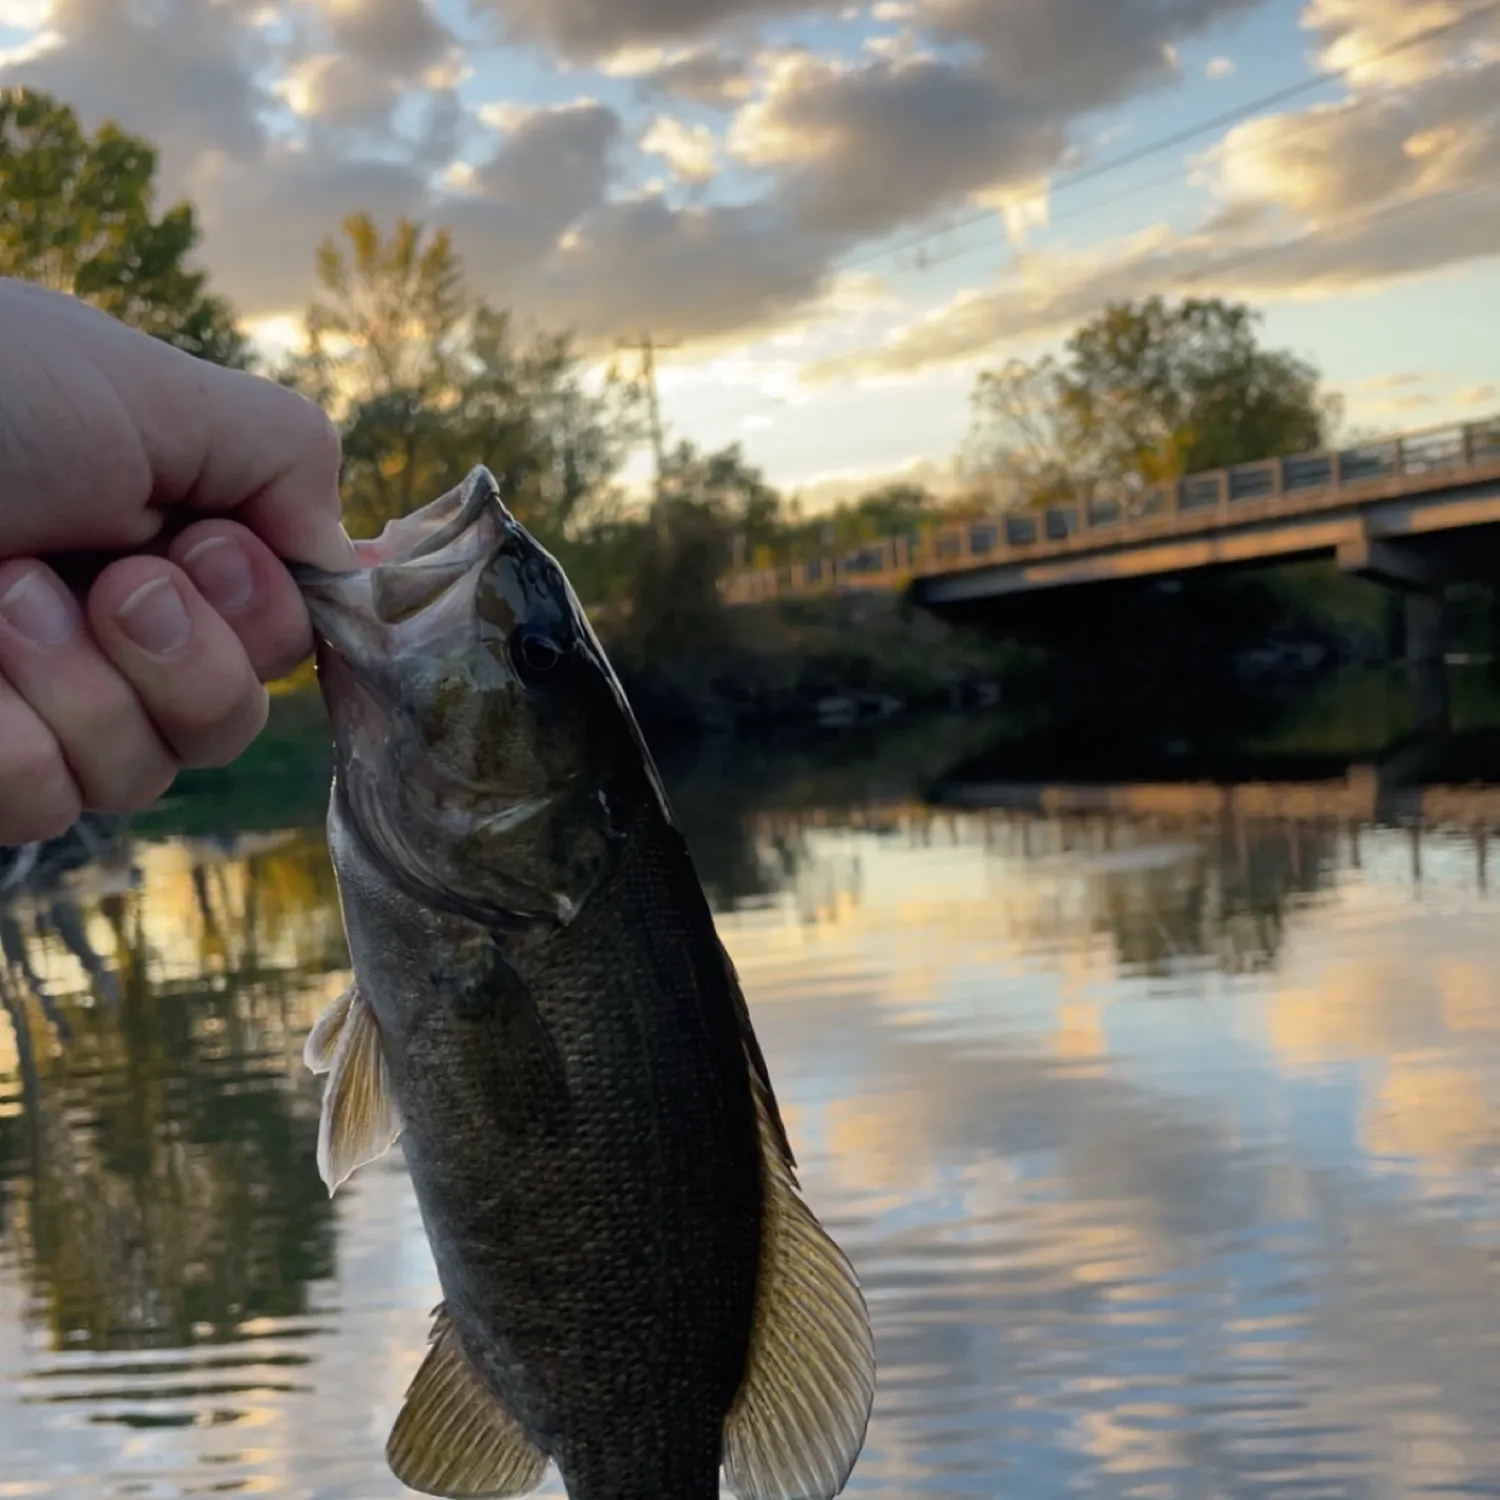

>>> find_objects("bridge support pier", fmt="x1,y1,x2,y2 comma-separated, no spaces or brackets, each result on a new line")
1404,588,1450,736
1338,533,1452,734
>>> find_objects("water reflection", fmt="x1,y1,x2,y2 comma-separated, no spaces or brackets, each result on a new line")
6,696,1500,1496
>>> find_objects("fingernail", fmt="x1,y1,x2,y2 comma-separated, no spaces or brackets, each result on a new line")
304,522,360,574
0,569,75,646
115,577,191,656
182,536,255,614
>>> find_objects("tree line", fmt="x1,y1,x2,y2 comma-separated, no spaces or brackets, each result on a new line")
1,87,1343,629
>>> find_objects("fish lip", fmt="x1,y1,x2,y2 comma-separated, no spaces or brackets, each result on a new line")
293,465,528,655
289,465,524,596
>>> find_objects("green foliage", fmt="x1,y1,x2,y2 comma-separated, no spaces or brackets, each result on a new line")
964,296,1339,505
286,212,643,546
0,86,249,366
598,440,781,662
767,481,968,565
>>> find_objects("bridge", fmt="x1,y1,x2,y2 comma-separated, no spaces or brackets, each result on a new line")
722,417,1500,650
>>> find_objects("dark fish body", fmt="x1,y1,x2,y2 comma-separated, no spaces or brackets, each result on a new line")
297,469,874,1500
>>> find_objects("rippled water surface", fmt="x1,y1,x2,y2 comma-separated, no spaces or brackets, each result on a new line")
8,702,1500,1498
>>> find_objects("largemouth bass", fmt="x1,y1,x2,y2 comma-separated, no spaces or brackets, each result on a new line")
295,468,875,1500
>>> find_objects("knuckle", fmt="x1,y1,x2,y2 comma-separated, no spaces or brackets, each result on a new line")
0,717,61,787
148,652,256,743
87,756,177,814
177,683,268,768
65,674,142,747
0,736,81,841
282,397,343,488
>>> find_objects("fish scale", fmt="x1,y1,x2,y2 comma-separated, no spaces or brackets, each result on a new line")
294,466,876,1500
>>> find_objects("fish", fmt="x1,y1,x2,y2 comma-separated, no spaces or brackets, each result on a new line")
294,466,876,1500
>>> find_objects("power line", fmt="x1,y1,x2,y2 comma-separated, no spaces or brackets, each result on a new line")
666,173,1500,443
651,0,1500,347
673,55,1460,433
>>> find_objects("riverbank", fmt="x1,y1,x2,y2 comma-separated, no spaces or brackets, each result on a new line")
605,590,1026,740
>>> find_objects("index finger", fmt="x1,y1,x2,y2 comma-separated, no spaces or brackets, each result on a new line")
4,282,356,572
174,365,356,573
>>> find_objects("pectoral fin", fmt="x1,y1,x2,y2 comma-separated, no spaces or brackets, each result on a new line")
433,936,570,1139
722,1057,877,1500
387,1305,549,1499
313,983,401,1194
303,982,357,1074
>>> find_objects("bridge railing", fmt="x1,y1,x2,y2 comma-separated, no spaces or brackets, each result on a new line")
721,414,1500,605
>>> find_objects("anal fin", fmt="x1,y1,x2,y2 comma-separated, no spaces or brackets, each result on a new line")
387,1304,549,1499
313,982,402,1194
723,1062,877,1500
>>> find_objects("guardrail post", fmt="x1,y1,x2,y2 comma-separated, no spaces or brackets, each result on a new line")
1273,456,1285,497
1217,470,1230,516
1462,423,1475,466
1394,438,1405,474
1171,479,1183,515
1332,449,1343,487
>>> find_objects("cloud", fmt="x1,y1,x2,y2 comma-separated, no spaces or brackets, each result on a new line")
640,113,718,182
0,0,52,26
472,0,813,65
273,0,459,134
313,0,453,76
730,52,1068,239
8,0,1492,384
276,51,403,127
627,45,755,106
482,193,841,348
1355,371,1427,390
465,98,622,237
802,172,1500,384
1206,54,1235,77
1,0,270,178
1458,382,1499,407
191,147,432,315
802,36,1500,384
792,453,964,509
1301,0,1500,88
923,0,1258,115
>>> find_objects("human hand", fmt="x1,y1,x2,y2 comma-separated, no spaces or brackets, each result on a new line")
0,278,355,845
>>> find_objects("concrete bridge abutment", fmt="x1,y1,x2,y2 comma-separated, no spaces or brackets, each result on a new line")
1337,531,1454,733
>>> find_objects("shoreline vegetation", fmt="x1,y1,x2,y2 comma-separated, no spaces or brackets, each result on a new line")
6,87,1496,751
155,659,1500,848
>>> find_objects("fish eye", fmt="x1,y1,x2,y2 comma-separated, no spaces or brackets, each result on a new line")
511,626,565,684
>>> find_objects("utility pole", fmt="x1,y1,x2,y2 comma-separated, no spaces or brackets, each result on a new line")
618,330,679,535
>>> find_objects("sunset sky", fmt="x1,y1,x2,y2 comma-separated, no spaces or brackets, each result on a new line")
2,0,1498,503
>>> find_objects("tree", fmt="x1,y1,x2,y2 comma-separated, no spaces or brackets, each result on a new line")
963,296,1339,507
292,212,642,543
961,356,1089,507
304,212,467,406
850,483,934,536
0,87,249,366
660,439,782,555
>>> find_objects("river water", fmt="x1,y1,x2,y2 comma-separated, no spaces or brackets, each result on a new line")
6,678,1500,1498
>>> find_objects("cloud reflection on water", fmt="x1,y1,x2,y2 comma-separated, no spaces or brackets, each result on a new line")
3,792,1500,1496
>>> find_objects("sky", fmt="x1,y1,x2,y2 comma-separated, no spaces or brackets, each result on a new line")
1,0,1498,506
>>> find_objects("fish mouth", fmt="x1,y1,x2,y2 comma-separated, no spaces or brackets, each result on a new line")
291,466,525,674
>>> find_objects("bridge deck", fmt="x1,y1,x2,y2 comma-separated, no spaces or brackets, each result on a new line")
723,416,1500,606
